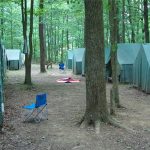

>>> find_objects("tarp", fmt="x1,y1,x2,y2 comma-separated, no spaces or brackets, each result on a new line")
6,49,22,70
81,47,110,76
133,44,150,93
6,49,21,61
66,50,73,69
105,47,111,64
72,48,85,75
117,43,141,83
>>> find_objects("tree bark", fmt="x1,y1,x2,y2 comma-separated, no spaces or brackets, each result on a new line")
82,0,109,126
25,0,34,84
39,0,46,72
143,0,149,43
122,0,125,43
21,0,30,85
0,0,4,40
10,6,13,49
66,0,69,50
21,0,34,85
61,29,64,62
109,0,120,109
66,16,69,50
127,0,135,43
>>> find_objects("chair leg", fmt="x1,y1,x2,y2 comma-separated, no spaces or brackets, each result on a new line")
46,105,48,120
23,109,36,122
34,105,47,122
23,105,48,123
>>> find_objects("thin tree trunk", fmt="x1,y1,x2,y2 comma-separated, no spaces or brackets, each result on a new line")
0,43,4,131
66,17,69,50
144,0,149,42
10,6,13,48
54,24,57,62
116,1,120,43
21,0,31,85
66,0,69,50
25,0,34,84
21,0,34,85
0,0,4,40
127,0,135,43
61,29,64,62
122,0,125,43
57,22,60,62
109,0,120,110
46,25,51,61
39,0,46,72
33,29,37,62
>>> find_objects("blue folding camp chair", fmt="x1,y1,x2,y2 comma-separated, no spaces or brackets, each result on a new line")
59,62,65,70
22,93,48,122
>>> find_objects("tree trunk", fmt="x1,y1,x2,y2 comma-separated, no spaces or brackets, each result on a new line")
46,25,51,61
21,0,30,85
33,29,37,62
116,1,120,43
109,0,120,109
66,0,69,50
10,6,13,49
39,0,46,72
24,55,32,84
0,0,4,40
122,0,125,43
60,16,64,62
127,0,135,43
82,0,109,126
0,43,4,131
66,17,69,50
54,24,57,63
25,0,34,84
21,0,34,85
144,0,149,43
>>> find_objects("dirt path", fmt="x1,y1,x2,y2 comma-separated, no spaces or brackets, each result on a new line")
0,64,150,150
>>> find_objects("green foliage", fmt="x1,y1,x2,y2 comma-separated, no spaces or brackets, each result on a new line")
0,0,149,61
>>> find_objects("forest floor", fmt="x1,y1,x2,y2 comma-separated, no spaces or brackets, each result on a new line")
0,64,150,150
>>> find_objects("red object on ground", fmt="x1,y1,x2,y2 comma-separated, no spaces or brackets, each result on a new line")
57,77,80,83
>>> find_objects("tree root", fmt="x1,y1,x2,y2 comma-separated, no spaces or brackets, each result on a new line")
107,117,136,134
117,104,127,109
79,116,136,134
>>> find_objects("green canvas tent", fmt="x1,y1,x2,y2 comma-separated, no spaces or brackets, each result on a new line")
81,47,111,76
117,43,141,83
105,47,111,65
105,47,111,78
133,44,150,93
6,49,22,70
66,50,73,69
73,48,85,75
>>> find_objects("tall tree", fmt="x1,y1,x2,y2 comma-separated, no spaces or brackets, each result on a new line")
10,5,13,48
81,0,109,128
0,0,4,40
21,0,34,85
122,0,125,43
109,0,120,113
127,0,135,43
66,0,69,50
39,0,46,72
143,0,149,43
0,43,4,131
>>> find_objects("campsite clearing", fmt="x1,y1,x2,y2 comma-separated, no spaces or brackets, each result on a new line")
1,64,150,150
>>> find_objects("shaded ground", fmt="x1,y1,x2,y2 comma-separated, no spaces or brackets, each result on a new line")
0,64,150,150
